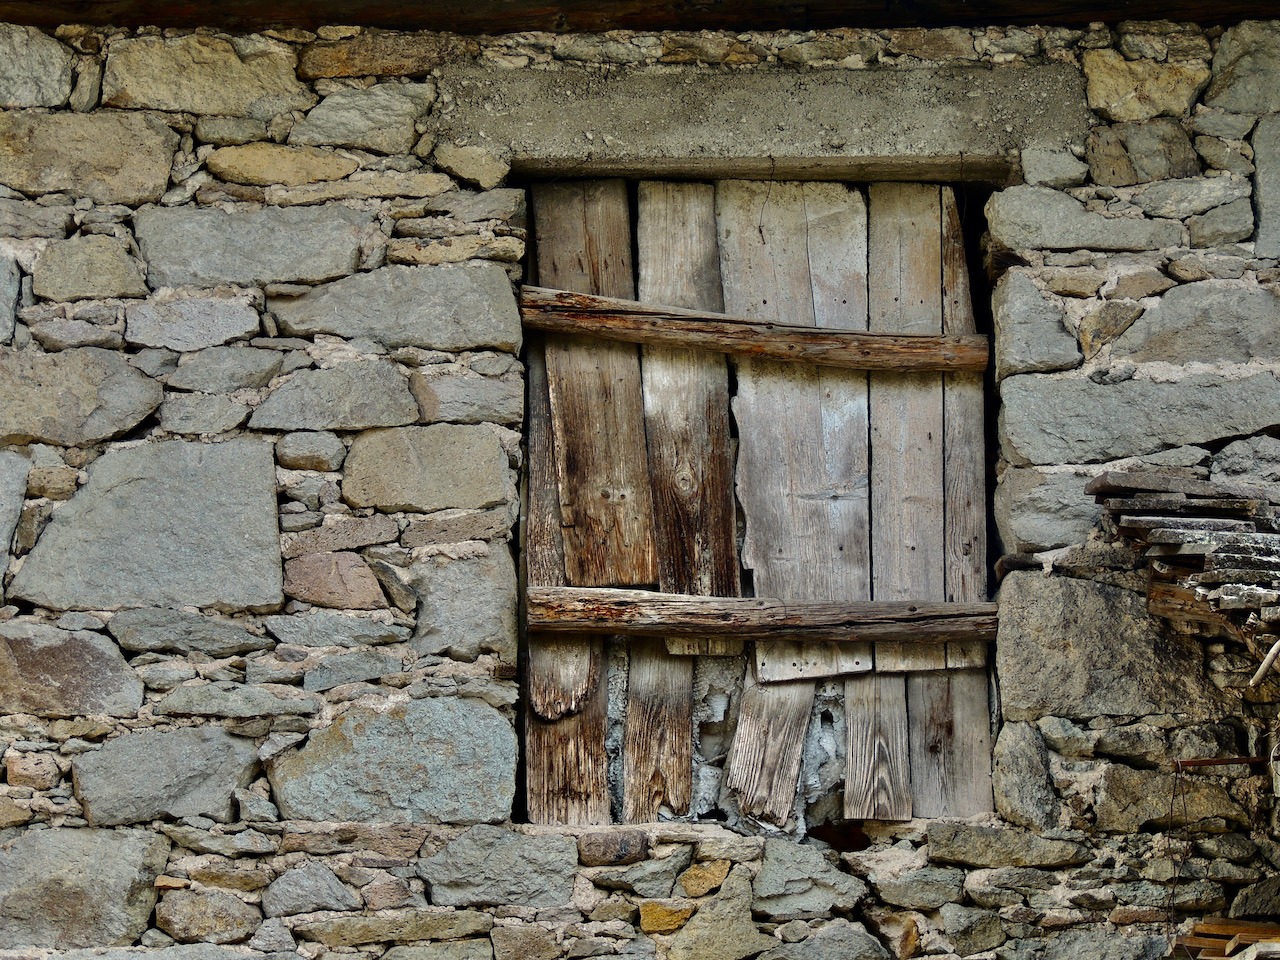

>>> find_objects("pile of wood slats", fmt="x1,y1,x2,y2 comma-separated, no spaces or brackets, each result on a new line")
1089,467,1280,672
1172,918,1280,958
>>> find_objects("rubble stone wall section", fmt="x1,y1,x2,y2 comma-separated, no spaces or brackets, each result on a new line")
0,16,1279,960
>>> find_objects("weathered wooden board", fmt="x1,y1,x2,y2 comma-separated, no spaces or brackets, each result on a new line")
621,180,734,821
906,668,993,817
719,180,871,823
535,179,658,588
526,179,640,825
527,587,998,642
844,671,911,819
520,287,990,372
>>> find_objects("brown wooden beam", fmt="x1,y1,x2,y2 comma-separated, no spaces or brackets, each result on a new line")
527,585,998,643
521,287,989,373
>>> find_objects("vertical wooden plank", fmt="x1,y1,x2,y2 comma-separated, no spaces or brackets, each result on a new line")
621,181,735,822
932,185,994,817
844,672,910,819
535,180,658,588
906,668,993,817
525,179,646,825
524,339,609,823
719,180,871,824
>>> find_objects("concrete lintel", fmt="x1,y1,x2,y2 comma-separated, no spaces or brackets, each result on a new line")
431,63,1091,185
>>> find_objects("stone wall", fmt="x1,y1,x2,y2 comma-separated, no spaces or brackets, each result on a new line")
0,15,1279,960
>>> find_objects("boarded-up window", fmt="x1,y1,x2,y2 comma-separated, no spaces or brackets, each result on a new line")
522,179,996,826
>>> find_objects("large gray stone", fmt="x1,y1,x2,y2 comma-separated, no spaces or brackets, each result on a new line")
262,860,361,916
1086,120,1199,187
1212,436,1280,495
39,948,279,960
0,621,143,718
987,186,1183,252
1112,280,1280,364
668,865,777,960
270,263,520,352
758,919,890,960
1205,20,1280,115
752,839,867,921
160,394,251,435
155,682,320,718
261,610,411,647
135,205,371,288
32,234,148,301
872,866,964,910
0,24,73,107
1,257,17,344
303,648,402,691
0,346,162,445
0,111,178,205
126,294,261,351
417,825,577,907
269,697,516,823
1044,930,1167,960
288,83,435,154
1256,116,1280,259
107,607,272,657
992,272,1080,381
994,467,1101,553
593,847,693,899
250,359,419,431
432,63,1090,182
1000,371,1280,465
1189,197,1255,246
168,346,283,393
993,721,1064,831
0,828,169,947
343,425,509,512
412,368,524,425
103,34,314,119
0,450,29,573
1094,764,1246,832
73,726,258,826
409,552,517,662
1131,174,1252,219
927,822,1090,868
156,888,262,944
9,439,283,612
996,572,1224,721
0,199,73,239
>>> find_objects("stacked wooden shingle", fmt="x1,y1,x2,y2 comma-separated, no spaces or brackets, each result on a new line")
1173,917,1280,958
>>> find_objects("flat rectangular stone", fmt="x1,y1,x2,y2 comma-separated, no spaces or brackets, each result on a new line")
1255,115,1280,259
430,62,1090,181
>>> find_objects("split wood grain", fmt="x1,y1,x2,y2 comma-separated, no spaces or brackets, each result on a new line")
520,287,989,372
719,180,872,824
844,672,911,820
526,586,997,642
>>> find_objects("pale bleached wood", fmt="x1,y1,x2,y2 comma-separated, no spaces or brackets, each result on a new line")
520,287,989,373
535,180,658,588
906,669,993,817
869,182,946,679
718,180,871,823
758,640,872,682
844,672,911,819
621,181,734,821
527,586,998,643
942,185,988,670
526,660,611,825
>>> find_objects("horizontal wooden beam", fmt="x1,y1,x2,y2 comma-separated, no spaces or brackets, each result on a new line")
521,287,990,373
527,586,998,643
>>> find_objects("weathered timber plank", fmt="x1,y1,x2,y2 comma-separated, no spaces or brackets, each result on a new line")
665,637,746,656
526,587,998,642
526,179,639,825
620,181,733,821
520,287,989,372
844,672,911,819
719,180,871,821
526,657,611,825
757,640,871,682
941,186,989,671
534,179,658,588
906,668,992,817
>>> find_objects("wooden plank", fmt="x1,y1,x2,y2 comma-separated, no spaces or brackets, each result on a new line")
844,672,911,819
534,179,658,588
520,287,989,372
941,185,988,671
906,668,992,817
620,180,734,821
527,586,998,642
719,179,871,823
525,178,639,826
757,640,871,682
665,637,746,657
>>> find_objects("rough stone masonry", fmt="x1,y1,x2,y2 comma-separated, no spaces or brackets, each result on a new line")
1,14,1280,960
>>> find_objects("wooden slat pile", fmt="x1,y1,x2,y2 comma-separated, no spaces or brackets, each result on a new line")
1088,468,1280,675
1171,918,1280,958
